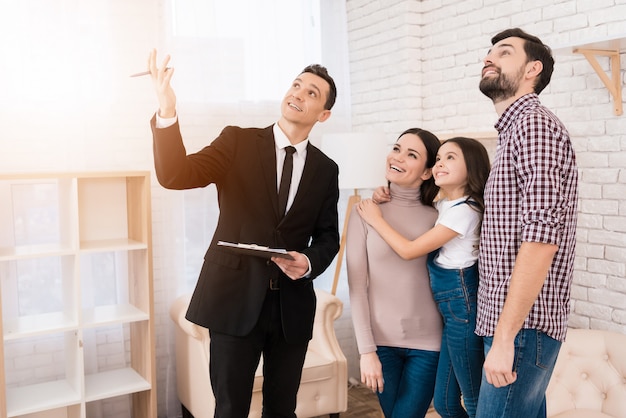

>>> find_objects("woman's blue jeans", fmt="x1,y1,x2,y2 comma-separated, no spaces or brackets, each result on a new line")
376,345,439,418
475,329,562,418
428,253,484,418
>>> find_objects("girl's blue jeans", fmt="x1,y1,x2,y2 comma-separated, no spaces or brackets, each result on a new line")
428,253,484,418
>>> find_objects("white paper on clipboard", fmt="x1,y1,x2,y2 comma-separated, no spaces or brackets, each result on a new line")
217,241,295,260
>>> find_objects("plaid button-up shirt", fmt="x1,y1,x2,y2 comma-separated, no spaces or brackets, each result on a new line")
476,93,578,342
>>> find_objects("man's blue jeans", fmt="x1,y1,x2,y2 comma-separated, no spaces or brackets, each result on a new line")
476,329,562,418
428,254,483,418
376,346,439,418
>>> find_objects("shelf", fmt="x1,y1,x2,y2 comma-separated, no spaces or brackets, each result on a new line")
82,304,149,328
6,379,81,417
554,35,626,54
554,34,626,116
2,312,77,340
84,368,151,402
79,238,147,252
0,171,156,418
0,243,75,261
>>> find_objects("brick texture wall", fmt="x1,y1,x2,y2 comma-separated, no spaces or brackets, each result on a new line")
340,0,626,380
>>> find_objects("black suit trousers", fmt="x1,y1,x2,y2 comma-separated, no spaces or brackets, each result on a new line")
209,289,309,418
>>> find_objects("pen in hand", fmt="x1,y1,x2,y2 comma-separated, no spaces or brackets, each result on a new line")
129,67,171,77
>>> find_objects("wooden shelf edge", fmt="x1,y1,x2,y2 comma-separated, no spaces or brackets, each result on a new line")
3,312,78,340
553,33,626,54
82,304,150,328
79,238,148,252
0,244,75,261
84,368,151,402
6,380,80,417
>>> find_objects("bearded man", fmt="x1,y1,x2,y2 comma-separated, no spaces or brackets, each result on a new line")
475,28,579,418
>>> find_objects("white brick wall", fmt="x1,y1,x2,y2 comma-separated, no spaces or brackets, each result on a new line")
343,3,626,388
347,0,425,136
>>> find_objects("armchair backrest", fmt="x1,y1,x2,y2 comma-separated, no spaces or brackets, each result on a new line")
546,328,626,417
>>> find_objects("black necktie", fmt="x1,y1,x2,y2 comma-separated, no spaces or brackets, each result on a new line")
278,146,296,218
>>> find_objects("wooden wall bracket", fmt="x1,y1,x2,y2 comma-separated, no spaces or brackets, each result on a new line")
574,47,623,116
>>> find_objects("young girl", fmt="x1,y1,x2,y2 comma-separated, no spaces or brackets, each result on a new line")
346,128,443,418
359,137,490,418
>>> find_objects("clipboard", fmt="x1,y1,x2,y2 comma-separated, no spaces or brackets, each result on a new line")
217,241,295,260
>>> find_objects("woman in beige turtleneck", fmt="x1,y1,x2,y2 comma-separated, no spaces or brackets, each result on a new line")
346,128,443,418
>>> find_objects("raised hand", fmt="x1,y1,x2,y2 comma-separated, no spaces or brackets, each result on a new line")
148,49,177,118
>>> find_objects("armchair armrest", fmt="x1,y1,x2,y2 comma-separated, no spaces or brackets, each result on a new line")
310,289,345,361
169,293,208,341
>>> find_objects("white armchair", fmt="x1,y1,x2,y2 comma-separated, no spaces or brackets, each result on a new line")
169,288,348,417
546,328,626,418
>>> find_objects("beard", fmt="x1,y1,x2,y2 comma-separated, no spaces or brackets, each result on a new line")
479,66,524,103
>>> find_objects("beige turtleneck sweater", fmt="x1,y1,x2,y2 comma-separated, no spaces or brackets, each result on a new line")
346,184,442,354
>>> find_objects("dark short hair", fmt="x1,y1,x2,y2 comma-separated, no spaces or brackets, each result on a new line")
491,28,554,94
394,128,441,207
302,64,337,110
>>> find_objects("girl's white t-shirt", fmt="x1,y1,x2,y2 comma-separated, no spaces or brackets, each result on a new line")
434,196,482,269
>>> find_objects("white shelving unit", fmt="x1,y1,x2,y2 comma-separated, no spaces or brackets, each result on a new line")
0,172,156,418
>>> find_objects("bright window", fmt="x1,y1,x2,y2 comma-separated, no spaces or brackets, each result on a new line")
0,1,114,106
168,0,322,102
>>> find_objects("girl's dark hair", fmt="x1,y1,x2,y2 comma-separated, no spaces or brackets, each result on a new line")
392,128,441,207
442,137,491,213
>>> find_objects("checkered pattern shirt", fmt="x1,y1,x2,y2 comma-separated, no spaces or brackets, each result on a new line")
476,93,578,342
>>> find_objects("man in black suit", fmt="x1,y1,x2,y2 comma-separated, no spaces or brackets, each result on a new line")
148,50,340,417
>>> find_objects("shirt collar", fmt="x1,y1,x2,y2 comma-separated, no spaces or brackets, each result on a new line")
495,93,540,134
273,123,309,154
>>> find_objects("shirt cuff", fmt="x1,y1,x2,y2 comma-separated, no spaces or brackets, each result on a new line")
302,253,312,278
155,111,177,129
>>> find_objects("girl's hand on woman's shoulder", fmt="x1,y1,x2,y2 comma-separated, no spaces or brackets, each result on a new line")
371,185,390,204
357,199,382,225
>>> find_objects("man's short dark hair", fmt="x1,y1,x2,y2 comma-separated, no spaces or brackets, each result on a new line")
302,64,337,110
491,28,554,95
